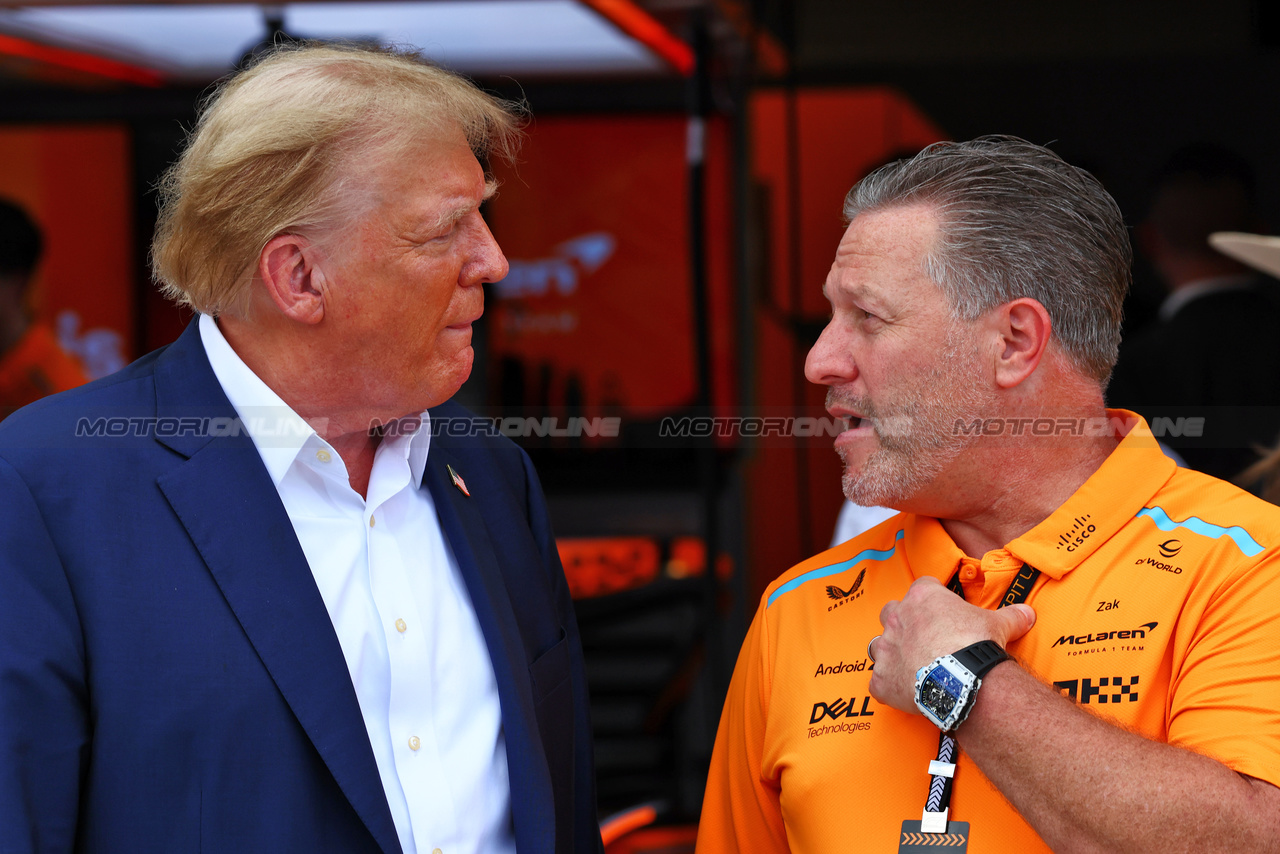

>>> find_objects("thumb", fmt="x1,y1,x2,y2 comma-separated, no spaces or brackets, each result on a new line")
994,603,1036,645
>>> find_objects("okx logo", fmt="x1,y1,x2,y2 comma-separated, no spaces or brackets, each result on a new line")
1054,676,1140,705
810,696,875,723
825,568,866,612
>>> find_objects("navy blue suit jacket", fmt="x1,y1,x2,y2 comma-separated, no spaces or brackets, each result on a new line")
0,322,600,854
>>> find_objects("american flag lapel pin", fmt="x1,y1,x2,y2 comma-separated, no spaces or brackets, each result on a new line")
447,464,471,497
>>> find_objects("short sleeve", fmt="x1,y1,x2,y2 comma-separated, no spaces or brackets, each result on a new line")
1167,547,1280,786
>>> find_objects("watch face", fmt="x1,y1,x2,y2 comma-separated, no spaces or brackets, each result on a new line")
919,667,963,718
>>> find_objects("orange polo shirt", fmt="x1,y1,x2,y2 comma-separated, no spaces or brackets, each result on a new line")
0,322,88,418
698,414,1280,853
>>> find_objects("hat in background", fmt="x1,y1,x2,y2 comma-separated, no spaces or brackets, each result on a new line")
1209,231,1280,278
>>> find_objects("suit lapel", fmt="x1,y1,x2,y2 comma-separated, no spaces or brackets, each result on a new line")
423,443,555,854
152,324,402,854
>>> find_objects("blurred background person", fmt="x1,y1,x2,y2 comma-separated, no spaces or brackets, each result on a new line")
0,199,87,419
1108,144,1280,480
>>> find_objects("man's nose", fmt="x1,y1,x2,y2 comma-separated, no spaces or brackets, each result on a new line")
469,216,509,285
805,322,856,387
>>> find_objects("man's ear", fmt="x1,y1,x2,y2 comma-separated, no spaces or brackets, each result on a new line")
257,234,325,325
993,298,1052,389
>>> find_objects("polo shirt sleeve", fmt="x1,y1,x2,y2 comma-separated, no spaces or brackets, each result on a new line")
1167,546,1280,787
696,597,790,853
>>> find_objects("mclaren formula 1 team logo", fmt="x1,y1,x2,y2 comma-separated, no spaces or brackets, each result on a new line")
825,568,866,612
1052,621,1158,656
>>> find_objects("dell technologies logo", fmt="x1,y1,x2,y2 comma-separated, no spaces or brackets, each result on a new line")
810,696,876,723
807,696,876,739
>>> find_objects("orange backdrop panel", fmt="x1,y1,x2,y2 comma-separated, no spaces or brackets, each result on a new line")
486,114,733,418
0,124,133,360
752,88,945,320
746,88,945,596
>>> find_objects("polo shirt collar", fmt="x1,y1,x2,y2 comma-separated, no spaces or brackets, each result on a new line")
1009,410,1175,578
901,410,1176,582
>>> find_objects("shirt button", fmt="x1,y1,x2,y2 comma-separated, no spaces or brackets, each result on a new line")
961,567,977,580
395,618,407,633
433,849,443,854
369,515,376,528
408,736,421,751
315,449,331,464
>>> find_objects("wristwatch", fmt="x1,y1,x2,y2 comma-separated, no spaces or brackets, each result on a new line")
914,640,1010,732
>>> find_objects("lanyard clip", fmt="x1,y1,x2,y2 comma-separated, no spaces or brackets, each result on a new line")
921,807,950,833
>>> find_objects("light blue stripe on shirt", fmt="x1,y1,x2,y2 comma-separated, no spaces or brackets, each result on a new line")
767,528,906,608
1136,506,1264,557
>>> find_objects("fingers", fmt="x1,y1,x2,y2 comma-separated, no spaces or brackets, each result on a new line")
867,576,1037,717
994,602,1037,645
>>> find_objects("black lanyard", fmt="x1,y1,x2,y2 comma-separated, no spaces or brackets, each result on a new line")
922,563,1041,831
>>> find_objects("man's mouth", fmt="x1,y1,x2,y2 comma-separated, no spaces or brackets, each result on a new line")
834,412,878,441
826,391,877,439
447,313,483,330
841,414,865,431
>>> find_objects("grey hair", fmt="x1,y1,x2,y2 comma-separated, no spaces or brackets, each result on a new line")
844,135,1131,383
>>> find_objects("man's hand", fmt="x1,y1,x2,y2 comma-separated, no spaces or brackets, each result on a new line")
867,576,1036,714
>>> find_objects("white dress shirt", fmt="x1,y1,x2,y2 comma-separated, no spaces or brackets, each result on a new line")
199,314,515,854
829,501,899,548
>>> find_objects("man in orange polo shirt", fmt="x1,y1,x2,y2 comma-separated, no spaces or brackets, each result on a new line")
0,200,88,419
698,137,1280,853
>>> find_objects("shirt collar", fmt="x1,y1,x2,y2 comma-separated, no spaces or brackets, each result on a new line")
1007,410,1175,578
199,313,432,488
901,410,1176,582
380,414,432,487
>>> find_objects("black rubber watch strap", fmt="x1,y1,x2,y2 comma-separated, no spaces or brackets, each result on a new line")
951,640,1009,678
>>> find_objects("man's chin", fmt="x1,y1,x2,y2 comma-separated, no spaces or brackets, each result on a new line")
841,451,928,509
418,347,473,397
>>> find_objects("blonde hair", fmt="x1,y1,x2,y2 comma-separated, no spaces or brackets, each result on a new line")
151,42,523,317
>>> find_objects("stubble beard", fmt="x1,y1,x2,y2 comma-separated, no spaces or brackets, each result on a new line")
834,327,991,509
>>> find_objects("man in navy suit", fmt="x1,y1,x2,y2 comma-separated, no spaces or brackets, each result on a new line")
0,45,600,854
